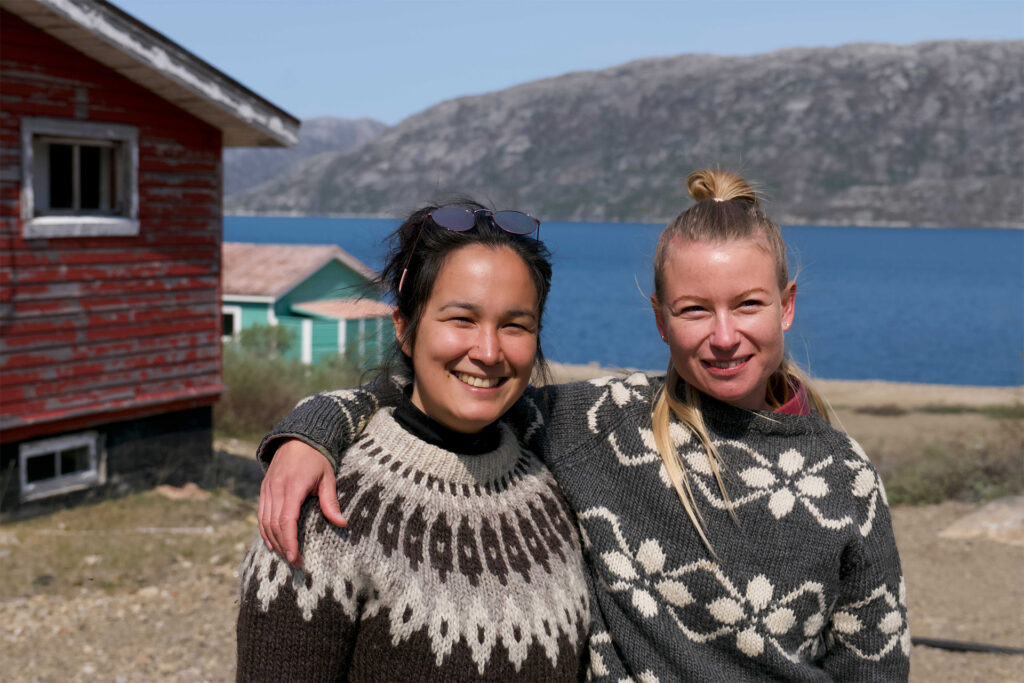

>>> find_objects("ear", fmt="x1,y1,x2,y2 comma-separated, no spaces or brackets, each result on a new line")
781,281,796,331
651,295,668,344
393,309,412,356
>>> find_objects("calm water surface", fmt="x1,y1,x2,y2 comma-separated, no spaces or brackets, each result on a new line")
225,216,1023,387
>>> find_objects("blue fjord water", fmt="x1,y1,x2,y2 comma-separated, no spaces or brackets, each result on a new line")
225,216,1023,387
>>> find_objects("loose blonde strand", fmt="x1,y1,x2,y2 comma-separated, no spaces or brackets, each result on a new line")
651,382,715,556
651,366,739,556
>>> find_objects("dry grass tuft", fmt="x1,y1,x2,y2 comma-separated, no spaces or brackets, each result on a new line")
881,420,1024,505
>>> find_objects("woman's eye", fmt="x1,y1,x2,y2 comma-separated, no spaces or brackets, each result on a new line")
740,299,763,308
678,305,705,315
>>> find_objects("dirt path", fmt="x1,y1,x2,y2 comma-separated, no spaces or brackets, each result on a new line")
893,502,1024,682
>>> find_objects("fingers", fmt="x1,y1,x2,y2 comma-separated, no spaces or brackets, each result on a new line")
257,476,271,550
256,439,335,570
318,463,347,528
273,493,302,570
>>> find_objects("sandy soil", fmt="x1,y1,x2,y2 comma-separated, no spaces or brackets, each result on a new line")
3,492,1020,681
1,375,1021,681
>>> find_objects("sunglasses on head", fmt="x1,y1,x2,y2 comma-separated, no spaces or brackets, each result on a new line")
398,207,541,293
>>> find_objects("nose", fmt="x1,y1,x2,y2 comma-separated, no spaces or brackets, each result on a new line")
709,313,740,349
468,326,502,364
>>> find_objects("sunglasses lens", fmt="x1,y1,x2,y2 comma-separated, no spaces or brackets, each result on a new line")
492,210,540,235
430,207,476,231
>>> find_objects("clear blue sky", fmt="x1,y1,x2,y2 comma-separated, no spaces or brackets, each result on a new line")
115,0,1023,125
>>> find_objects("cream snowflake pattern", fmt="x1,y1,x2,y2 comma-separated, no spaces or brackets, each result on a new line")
580,376,866,534
831,576,911,660
842,436,888,537
679,439,855,531
583,374,695,476
579,507,829,663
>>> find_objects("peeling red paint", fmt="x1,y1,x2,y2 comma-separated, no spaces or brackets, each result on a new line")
1,10,225,441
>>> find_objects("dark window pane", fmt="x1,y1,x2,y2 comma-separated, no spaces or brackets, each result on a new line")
222,313,235,336
80,145,101,209
26,454,57,483
49,144,73,209
60,446,91,474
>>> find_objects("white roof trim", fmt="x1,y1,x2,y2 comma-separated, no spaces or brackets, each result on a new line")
222,294,276,304
332,252,378,283
1,0,299,148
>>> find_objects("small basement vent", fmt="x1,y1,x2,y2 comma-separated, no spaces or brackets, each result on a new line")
19,431,105,502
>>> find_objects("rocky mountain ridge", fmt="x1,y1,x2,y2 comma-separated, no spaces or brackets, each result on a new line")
226,41,1023,228
224,116,387,195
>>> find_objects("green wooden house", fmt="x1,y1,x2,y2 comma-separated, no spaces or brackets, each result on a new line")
221,242,393,366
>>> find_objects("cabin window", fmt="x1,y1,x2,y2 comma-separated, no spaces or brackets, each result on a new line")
221,305,243,342
19,431,105,502
21,118,139,238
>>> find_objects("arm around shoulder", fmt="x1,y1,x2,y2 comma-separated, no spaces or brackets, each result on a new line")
256,375,406,470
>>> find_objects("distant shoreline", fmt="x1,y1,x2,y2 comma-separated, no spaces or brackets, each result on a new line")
225,213,1024,231
545,361,1024,407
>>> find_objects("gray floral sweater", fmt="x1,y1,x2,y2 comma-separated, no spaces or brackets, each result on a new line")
258,373,910,682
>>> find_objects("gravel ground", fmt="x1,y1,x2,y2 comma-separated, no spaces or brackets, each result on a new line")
3,490,1021,681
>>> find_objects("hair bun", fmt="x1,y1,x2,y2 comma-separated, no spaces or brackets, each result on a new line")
686,169,759,206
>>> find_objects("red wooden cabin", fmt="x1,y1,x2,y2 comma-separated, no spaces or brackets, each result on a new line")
0,0,299,511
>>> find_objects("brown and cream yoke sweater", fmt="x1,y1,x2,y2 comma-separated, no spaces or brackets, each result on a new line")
237,409,590,682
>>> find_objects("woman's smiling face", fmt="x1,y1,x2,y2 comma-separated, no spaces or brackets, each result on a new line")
652,236,796,410
397,244,539,433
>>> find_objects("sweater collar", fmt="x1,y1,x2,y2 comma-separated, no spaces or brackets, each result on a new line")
773,379,811,416
393,390,502,455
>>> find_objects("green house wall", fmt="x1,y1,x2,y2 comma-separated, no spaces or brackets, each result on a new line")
238,302,273,327
224,258,391,367
273,260,379,318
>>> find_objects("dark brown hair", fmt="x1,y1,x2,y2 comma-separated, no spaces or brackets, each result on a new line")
377,198,553,380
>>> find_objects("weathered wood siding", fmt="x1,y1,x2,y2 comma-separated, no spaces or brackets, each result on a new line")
1,10,224,441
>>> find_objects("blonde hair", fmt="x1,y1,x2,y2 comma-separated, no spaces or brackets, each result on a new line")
651,169,835,554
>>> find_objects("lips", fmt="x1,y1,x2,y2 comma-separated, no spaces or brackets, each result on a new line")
701,356,753,374
453,371,505,389
704,358,747,369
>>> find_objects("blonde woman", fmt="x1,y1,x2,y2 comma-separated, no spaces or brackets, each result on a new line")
256,171,909,681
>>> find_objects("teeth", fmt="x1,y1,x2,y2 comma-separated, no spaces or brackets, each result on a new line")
708,359,745,369
455,372,501,388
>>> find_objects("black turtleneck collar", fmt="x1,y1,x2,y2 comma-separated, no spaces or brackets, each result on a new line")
392,390,502,455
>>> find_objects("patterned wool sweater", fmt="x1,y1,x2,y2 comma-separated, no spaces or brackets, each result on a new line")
259,374,910,682
238,409,590,682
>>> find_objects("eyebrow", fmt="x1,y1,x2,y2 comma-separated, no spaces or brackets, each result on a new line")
671,287,771,306
439,301,537,320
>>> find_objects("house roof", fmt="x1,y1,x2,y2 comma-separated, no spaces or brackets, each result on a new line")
292,299,394,321
0,0,299,147
222,242,378,300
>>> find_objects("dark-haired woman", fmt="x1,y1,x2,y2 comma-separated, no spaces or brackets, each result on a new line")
235,203,589,681
256,172,909,681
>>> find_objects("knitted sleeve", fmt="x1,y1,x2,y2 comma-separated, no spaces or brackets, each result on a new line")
256,373,652,472
236,500,368,681
256,376,405,470
820,435,911,681
582,559,632,682
503,372,661,467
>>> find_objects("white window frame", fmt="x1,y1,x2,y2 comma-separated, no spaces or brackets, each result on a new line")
19,431,105,502
21,117,139,238
221,304,243,342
